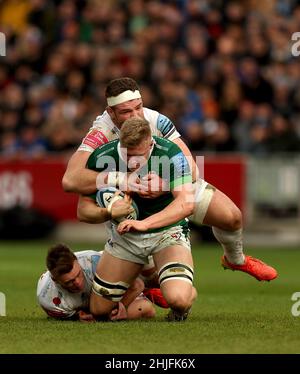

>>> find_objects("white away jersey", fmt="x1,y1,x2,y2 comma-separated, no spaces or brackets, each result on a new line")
37,250,101,319
78,107,181,152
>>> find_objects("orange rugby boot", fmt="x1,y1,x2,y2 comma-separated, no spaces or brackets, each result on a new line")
221,255,278,281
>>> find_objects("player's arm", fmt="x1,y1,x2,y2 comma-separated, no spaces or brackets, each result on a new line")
141,184,194,230
139,256,159,288
62,151,98,195
157,113,198,182
109,278,147,321
172,137,198,182
77,195,111,223
77,194,134,224
138,140,197,198
120,277,144,309
63,150,146,195
62,124,113,194
118,146,195,233
117,183,194,233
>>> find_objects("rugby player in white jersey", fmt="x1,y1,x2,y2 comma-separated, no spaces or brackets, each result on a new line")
37,244,156,322
62,77,277,282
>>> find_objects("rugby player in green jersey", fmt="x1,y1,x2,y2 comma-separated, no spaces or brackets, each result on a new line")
78,117,197,321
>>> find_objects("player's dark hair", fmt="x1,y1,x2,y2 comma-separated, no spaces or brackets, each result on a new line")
120,117,151,148
46,243,77,280
105,77,139,98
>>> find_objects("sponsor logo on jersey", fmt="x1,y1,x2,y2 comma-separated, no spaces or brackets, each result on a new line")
83,130,109,149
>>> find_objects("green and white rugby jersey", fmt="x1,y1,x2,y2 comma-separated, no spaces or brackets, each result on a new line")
87,136,192,232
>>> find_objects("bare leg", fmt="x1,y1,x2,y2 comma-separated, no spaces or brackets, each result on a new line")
90,251,142,317
191,185,245,265
127,297,156,319
153,245,197,319
191,184,278,280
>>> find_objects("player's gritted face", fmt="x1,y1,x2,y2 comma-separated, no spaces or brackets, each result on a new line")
56,261,85,293
108,98,144,128
124,137,153,171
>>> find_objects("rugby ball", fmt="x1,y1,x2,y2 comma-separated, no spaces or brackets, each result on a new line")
96,187,139,224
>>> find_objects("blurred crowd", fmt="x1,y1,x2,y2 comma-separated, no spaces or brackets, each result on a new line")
1,0,300,159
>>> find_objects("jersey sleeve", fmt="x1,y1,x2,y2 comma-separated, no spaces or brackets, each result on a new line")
77,113,113,152
39,298,77,319
157,114,181,141
85,148,107,201
86,149,98,170
86,140,118,172
37,273,77,320
169,144,192,190
78,127,109,153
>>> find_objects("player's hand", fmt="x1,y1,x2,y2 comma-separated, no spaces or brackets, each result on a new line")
137,172,168,198
109,301,128,321
119,172,148,194
117,219,149,234
78,310,96,322
101,171,148,193
110,192,134,219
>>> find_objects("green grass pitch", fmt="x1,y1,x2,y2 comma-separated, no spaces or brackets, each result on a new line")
0,240,299,354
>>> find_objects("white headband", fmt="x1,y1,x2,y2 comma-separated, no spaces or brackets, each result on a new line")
107,90,141,107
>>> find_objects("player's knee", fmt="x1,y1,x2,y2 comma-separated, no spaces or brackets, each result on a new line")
216,205,242,231
191,286,198,303
158,262,194,311
166,290,192,312
225,206,242,231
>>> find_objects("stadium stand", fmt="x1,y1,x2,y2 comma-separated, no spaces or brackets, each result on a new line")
0,0,300,157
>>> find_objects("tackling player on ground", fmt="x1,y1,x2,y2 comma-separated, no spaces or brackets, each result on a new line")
37,244,157,322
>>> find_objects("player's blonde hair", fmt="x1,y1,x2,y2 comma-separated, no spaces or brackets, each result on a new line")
120,117,151,148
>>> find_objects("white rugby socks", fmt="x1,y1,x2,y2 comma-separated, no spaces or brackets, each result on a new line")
212,227,245,265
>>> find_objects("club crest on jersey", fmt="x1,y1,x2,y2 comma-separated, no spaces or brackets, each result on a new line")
171,232,181,240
